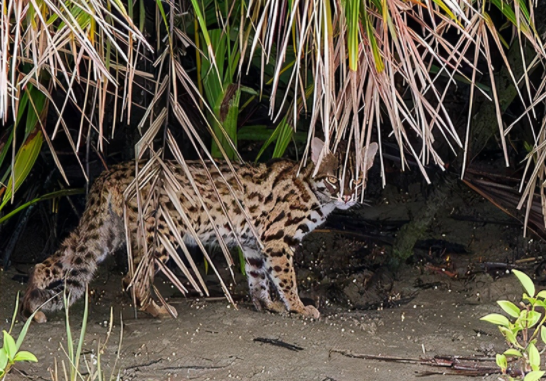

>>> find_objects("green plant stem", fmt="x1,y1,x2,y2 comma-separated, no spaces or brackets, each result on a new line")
528,310,546,344
0,188,84,224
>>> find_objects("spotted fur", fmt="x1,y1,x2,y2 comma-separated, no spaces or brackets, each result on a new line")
22,138,378,322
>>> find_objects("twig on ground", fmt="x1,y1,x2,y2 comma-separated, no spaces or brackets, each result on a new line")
253,337,304,352
329,349,500,377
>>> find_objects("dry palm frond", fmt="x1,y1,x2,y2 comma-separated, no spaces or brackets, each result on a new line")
3,0,545,310
126,0,546,308
230,0,546,235
1,0,151,205
463,167,546,241
121,5,259,311
236,0,543,181
122,136,239,311
518,121,546,237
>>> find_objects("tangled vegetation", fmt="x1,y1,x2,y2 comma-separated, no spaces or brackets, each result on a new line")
0,0,545,312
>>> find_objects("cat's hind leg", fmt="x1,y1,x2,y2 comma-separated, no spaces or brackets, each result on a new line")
125,260,178,319
125,214,178,318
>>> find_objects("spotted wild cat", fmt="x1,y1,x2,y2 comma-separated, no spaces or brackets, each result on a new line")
22,138,378,322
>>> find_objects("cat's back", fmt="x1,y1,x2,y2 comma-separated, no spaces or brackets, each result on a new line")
88,158,303,219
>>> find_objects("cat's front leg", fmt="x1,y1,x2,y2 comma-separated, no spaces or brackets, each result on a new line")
22,241,100,322
242,246,284,313
262,240,320,319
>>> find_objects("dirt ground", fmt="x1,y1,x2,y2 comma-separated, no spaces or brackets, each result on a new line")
1,180,543,381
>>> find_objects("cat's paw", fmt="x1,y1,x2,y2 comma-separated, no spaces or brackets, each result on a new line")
21,308,48,324
264,300,286,314
143,301,178,318
22,288,52,323
301,305,320,319
251,294,285,313
251,297,264,312
32,311,48,323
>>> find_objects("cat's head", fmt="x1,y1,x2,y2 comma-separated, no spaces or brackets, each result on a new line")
310,137,378,210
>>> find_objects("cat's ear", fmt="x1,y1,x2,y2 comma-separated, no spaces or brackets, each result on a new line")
363,142,378,170
311,138,325,165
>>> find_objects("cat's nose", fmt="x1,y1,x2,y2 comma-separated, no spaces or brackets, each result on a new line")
343,195,352,203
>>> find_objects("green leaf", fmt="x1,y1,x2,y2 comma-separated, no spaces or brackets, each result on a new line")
2,331,16,360
519,310,542,328
13,351,37,363
254,122,280,161
201,28,242,161
73,287,89,380
497,301,521,318
488,0,533,36
523,294,537,304
238,125,307,144
8,291,19,335
536,290,546,299
0,128,43,212
541,326,546,345
203,257,209,274
237,125,273,141
238,247,245,276
272,118,294,159
14,307,40,352
499,327,517,345
0,349,8,370
189,0,216,76
428,65,491,92
14,291,47,352
528,342,541,370
362,8,384,72
344,0,360,71
430,0,459,24
496,353,507,371
0,127,13,171
154,0,172,46
239,86,258,96
513,270,535,298
64,292,74,373
524,370,545,381
214,85,241,160
481,314,511,327
504,349,522,357
24,87,47,136
527,311,542,328
15,86,30,129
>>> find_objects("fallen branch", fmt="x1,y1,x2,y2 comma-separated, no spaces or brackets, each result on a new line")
330,349,500,377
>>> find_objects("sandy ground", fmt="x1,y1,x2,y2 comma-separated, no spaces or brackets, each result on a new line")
0,181,541,381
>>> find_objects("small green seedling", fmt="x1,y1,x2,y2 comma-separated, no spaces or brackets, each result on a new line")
0,330,38,378
0,293,38,379
481,269,546,381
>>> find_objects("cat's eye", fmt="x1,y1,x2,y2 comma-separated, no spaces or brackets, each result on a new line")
327,176,338,184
